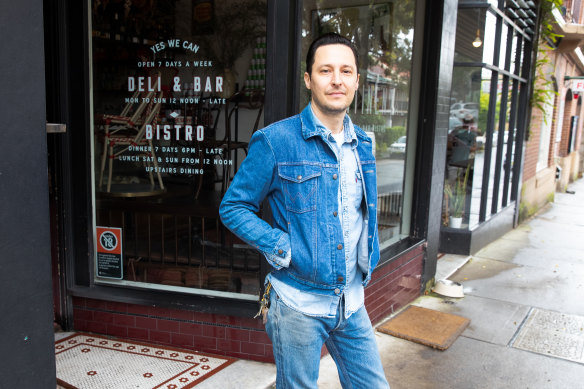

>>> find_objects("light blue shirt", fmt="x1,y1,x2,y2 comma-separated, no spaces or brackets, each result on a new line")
268,108,365,319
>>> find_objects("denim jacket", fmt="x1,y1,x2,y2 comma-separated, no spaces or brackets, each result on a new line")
219,104,380,296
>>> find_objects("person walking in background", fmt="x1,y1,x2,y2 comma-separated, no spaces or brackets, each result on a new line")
220,33,389,388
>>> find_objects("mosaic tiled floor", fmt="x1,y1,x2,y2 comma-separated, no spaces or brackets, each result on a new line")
55,333,235,389
513,308,584,364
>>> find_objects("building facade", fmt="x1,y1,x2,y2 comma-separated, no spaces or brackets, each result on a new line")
521,0,584,220
1,0,549,385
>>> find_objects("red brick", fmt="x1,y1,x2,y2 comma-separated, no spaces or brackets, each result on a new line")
84,320,107,334
240,341,266,356
265,345,274,360
180,322,203,336
201,324,224,338
194,336,217,350
150,330,171,344
171,333,194,348
226,328,250,342
157,319,180,333
249,330,270,345
107,324,128,338
240,317,265,330
85,298,107,310
231,352,271,363
194,312,214,323
113,313,135,327
214,314,241,327
72,297,86,308
149,306,172,318
169,308,194,321
217,339,241,353
73,308,93,321
127,327,149,341
106,302,127,313
135,317,157,330
127,304,150,316
93,311,115,324
73,319,86,331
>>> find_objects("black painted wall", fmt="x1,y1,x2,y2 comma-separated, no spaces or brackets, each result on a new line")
415,0,458,289
0,1,56,387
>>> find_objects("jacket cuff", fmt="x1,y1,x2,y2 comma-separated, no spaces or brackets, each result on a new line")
263,232,291,269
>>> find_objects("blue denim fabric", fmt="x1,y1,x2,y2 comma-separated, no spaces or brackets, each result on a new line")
219,104,380,296
267,108,365,319
265,289,390,388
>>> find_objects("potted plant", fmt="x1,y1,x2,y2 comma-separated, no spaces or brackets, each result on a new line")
444,166,470,228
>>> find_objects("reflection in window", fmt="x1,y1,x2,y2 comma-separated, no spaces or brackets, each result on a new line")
446,1,531,231
446,67,490,229
300,0,417,249
90,0,267,297
454,8,489,64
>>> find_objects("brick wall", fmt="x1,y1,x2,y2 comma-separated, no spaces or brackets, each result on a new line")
72,245,424,362
365,245,424,325
72,296,273,362
559,97,577,157
523,106,543,182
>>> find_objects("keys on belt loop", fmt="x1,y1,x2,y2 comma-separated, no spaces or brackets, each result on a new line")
254,281,272,324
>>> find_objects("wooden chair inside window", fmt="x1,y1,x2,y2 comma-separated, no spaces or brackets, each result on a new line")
98,74,165,192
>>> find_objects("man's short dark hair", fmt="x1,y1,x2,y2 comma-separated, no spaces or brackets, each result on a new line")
305,33,359,76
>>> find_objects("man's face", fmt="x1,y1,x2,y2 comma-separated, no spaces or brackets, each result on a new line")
304,44,360,117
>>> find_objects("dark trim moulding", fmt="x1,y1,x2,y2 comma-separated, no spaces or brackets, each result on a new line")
68,238,425,318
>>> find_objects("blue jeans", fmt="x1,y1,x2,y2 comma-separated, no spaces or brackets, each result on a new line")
265,290,390,389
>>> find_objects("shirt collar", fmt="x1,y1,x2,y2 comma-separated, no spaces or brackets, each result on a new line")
300,103,358,146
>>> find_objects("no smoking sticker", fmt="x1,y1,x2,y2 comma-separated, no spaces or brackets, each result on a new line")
96,227,123,279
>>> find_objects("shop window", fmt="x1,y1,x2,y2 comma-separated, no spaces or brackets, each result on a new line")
446,0,531,229
509,32,522,77
299,0,418,249
446,67,491,229
90,0,267,298
498,23,509,69
492,74,512,213
454,8,494,65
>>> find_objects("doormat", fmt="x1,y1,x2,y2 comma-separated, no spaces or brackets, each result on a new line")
55,333,236,389
377,305,470,350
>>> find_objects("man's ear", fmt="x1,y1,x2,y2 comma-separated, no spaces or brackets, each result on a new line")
356,73,360,88
304,72,311,90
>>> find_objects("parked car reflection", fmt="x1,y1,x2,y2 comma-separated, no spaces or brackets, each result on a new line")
388,136,406,158
450,102,479,120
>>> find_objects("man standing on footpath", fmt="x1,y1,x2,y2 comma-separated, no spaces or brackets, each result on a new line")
220,33,389,388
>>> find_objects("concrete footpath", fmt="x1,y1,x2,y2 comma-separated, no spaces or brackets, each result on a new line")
198,179,584,388
317,177,584,389
57,179,584,388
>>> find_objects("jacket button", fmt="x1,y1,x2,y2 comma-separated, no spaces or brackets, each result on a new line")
337,244,343,250
337,276,344,282
334,288,341,294
278,249,283,255
297,175,302,180
333,211,338,217
333,174,338,180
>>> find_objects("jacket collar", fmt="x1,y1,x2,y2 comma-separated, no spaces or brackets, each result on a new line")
300,103,371,143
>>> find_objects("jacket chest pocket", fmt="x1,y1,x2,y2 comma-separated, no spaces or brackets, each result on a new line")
278,164,321,213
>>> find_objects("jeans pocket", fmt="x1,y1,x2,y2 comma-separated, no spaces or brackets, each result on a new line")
278,163,321,213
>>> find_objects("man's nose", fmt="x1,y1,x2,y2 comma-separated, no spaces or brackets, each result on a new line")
331,71,341,85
